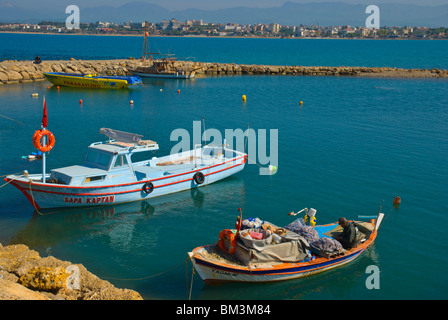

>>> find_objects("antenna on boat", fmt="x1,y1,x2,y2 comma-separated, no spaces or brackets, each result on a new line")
377,200,384,215
236,207,243,232
202,117,207,146
373,200,385,231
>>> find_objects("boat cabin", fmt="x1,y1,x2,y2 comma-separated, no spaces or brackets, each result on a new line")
49,129,159,186
47,128,240,187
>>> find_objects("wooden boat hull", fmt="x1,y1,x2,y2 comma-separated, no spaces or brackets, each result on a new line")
189,222,379,284
43,72,142,89
131,71,195,79
5,155,246,210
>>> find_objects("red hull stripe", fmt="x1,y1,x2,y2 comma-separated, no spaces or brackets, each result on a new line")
12,160,245,197
11,155,246,190
9,181,41,210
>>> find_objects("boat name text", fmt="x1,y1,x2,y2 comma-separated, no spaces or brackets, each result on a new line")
64,195,115,204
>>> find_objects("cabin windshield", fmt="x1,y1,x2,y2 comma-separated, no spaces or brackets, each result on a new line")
113,154,129,168
84,149,113,169
130,150,152,164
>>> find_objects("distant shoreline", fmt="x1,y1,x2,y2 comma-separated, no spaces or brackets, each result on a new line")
0,31,445,41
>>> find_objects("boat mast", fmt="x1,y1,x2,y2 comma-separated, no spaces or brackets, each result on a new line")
42,96,47,184
144,21,148,62
42,134,46,183
142,21,159,64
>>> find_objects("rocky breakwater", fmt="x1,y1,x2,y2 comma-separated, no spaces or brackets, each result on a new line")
0,242,143,300
197,62,448,78
1,58,448,85
0,58,143,85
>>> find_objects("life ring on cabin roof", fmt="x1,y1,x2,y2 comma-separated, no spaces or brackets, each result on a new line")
218,229,237,254
32,129,55,153
142,181,154,194
193,172,205,184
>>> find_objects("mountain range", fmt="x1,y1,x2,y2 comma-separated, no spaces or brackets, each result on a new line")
1,1,447,27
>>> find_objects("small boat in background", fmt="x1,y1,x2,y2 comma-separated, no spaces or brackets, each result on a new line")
131,59,196,79
188,208,384,284
130,22,197,79
43,72,142,89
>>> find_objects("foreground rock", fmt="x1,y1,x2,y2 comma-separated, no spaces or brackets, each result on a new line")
0,58,447,85
0,243,143,300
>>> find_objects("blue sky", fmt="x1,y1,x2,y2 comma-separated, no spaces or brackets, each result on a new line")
6,0,448,10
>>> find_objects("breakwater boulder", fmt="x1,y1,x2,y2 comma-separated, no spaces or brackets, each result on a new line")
0,242,143,300
0,58,447,85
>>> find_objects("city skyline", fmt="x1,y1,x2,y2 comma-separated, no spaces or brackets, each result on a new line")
1,1,448,27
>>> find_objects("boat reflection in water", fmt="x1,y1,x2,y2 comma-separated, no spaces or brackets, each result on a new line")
10,177,246,250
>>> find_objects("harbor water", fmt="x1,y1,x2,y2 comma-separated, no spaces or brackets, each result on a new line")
0,34,447,299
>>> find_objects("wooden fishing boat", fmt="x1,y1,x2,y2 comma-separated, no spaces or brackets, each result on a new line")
4,128,246,211
130,22,198,79
188,209,384,284
43,72,142,89
131,59,196,79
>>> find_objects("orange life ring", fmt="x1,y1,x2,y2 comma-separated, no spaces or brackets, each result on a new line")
33,129,55,152
218,229,237,254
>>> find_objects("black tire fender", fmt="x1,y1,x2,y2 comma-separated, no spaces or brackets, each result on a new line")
193,172,205,184
142,181,154,194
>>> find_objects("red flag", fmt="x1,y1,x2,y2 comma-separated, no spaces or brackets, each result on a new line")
42,97,48,128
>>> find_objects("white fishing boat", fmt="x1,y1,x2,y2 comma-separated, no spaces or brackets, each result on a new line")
5,128,247,211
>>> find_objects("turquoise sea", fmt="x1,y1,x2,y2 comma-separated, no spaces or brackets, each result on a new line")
1,33,448,300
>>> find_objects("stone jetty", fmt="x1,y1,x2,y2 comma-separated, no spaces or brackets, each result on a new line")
0,58,447,85
0,242,143,300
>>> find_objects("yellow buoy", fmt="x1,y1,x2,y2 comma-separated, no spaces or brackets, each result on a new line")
242,95,246,102
299,101,303,105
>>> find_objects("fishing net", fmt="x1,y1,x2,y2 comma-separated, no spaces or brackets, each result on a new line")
284,219,319,244
311,237,343,252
